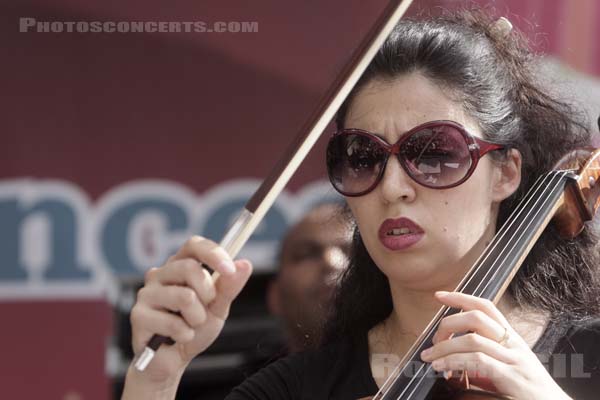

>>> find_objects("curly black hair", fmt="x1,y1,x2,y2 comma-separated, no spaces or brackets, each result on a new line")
323,9,600,343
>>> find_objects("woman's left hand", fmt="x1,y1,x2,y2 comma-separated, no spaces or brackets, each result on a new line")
419,291,571,400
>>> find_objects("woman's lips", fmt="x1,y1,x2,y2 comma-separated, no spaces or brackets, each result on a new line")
378,217,424,251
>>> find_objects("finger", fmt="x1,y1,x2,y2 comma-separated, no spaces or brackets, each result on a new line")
138,284,207,327
430,351,511,388
172,236,236,276
421,332,516,365
431,352,509,382
145,259,216,305
130,304,195,350
433,309,506,344
208,259,253,319
435,291,509,327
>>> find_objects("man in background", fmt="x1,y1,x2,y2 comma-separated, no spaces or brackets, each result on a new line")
267,202,353,351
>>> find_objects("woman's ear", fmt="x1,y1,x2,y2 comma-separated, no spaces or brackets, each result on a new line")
492,149,522,202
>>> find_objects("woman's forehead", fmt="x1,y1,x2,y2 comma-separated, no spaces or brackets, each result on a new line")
345,73,481,141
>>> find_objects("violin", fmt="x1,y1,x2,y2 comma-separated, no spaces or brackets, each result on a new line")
355,148,600,399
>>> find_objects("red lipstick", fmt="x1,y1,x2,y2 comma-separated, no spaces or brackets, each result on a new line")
378,217,424,251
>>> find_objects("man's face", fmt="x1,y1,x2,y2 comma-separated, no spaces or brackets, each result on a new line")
272,205,352,349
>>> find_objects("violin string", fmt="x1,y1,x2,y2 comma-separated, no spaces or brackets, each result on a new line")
466,171,569,313
374,171,552,399
372,170,563,399
458,171,569,308
397,171,566,400
397,170,568,400
378,171,553,398
373,171,552,399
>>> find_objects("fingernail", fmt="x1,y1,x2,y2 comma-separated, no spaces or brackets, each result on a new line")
443,370,451,380
219,260,236,275
435,290,450,297
420,348,432,360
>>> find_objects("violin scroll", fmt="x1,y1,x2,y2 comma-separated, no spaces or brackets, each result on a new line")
553,148,600,238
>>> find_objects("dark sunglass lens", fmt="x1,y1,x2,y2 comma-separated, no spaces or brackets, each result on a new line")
401,125,472,187
326,133,386,195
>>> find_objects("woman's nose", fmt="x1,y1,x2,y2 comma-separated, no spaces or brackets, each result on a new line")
378,156,417,203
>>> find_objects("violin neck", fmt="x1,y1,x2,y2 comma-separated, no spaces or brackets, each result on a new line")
458,170,574,302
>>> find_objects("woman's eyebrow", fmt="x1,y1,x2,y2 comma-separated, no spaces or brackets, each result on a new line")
364,127,394,141
347,127,388,141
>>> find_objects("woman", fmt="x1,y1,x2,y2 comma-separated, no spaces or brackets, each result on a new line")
122,10,600,400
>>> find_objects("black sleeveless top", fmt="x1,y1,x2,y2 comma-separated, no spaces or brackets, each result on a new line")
226,318,600,399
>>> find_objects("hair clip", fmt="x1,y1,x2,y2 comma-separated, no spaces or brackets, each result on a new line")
490,17,513,39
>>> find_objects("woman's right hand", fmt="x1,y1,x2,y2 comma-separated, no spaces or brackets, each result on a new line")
127,235,253,386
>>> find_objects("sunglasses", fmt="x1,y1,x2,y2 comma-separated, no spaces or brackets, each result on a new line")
326,120,506,196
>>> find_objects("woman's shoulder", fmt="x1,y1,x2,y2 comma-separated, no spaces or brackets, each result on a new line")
560,317,600,350
559,317,600,366
538,316,600,354
546,316,600,361
550,317,600,399
226,334,372,400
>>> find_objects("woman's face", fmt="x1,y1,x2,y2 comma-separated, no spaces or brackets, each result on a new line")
345,72,516,292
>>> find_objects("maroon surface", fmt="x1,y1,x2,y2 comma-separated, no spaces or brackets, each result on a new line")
4,0,594,199
2,0,396,199
0,301,112,399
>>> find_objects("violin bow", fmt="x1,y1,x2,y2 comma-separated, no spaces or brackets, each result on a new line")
135,0,415,371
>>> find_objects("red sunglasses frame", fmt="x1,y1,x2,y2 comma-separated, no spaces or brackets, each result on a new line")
327,120,506,196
